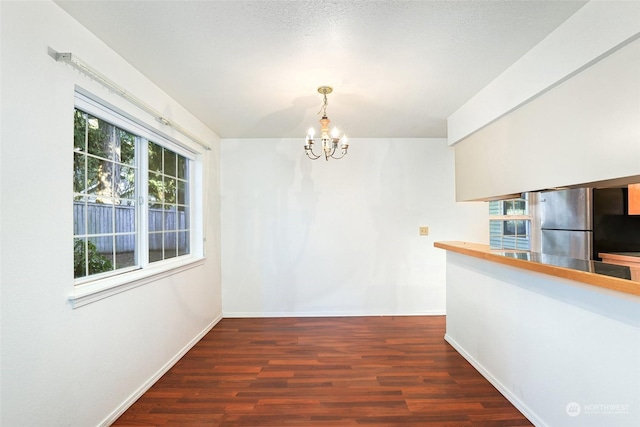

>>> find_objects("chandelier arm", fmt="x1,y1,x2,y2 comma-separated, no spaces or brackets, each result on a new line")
305,144,322,160
329,150,348,160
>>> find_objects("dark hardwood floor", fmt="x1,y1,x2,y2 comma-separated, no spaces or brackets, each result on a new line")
113,316,532,426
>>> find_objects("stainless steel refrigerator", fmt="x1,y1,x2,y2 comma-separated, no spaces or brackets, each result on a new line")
539,188,593,260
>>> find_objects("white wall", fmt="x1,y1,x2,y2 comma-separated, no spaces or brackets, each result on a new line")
448,0,640,145
221,138,487,317
1,2,222,426
445,252,640,427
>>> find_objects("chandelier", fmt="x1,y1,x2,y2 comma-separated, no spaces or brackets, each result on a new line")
304,86,349,161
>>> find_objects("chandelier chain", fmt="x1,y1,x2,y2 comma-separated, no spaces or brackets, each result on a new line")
318,92,328,117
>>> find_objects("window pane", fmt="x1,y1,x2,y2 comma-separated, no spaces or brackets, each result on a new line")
149,204,162,232
74,110,86,152
148,142,162,172
178,231,189,256
86,156,101,195
489,220,503,236
502,201,513,215
149,233,163,263
87,236,114,275
178,206,189,230
177,156,187,179
164,177,176,204
163,148,176,177
516,237,530,251
164,207,177,231
119,129,136,166
115,204,135,233
148,172,162,205
488,200,502,216
87,116,115,159
164,232,177,259
116,166,135,199
74,238,87,278
115,234,136,269
95,203,114,233
87,160,116,199
489,236,502,249
177,180,186,205
503,220,516,236
74,198,86,235
513,200,527,215
502,236,517,249
73,153,86,193
87,203,113,234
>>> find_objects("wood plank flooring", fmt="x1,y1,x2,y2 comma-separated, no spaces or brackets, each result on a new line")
113,316,532,426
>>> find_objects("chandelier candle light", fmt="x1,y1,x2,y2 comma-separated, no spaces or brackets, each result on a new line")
304,86,349,161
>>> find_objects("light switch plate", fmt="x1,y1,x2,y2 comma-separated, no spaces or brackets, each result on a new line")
419,226,429,236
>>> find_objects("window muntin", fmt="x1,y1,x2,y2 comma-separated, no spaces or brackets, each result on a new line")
73,94,197,284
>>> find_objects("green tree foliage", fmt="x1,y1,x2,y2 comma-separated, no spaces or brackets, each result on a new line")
73,109,136,202
73,240,113,278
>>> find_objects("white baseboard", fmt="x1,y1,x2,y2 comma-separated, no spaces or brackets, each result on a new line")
223,310,446,318
98,313,223,427
444,333,545,427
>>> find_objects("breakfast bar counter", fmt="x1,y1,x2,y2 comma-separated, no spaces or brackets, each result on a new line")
434,241,640,297
435,240,640,427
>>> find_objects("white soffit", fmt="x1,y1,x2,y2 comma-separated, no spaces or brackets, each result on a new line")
448,0,640,145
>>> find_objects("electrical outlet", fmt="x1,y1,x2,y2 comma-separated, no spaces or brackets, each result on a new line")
419,226,429,236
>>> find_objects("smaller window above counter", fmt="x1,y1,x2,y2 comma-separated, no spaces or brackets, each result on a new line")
488,195,532,251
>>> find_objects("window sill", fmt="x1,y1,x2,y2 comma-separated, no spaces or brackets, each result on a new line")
69,256,206,308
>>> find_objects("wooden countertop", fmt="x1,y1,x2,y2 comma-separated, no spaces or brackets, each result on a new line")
435,241,640,297
599,252,640,262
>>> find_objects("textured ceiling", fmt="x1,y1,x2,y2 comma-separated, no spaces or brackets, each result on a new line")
55,0,587,139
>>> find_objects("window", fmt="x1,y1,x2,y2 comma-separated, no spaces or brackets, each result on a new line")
73,93,197,284
147,141,190,262
489,197,531,250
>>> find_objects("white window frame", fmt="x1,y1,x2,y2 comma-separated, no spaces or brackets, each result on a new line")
70,91,205,308
489,197,532,251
